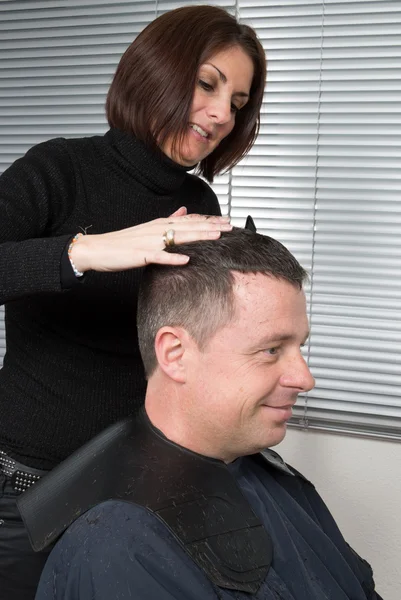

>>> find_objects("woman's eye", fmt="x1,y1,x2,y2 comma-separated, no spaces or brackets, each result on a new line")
199,79,213,91
231,103,240,113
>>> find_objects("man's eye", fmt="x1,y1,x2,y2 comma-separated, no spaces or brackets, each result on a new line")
198,79,213,91
266,347,278,355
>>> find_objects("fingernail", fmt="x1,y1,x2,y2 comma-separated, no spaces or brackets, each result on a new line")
221,224,233,230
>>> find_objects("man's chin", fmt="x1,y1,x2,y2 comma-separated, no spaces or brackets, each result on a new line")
264,423,288,449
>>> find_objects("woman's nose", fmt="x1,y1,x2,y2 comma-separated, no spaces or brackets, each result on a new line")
206,95,232,124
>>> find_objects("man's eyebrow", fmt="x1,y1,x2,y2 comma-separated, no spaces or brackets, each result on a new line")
207,63,250,99
259,331,311,345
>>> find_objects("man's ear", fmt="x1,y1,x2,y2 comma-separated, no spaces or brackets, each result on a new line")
154,326,191,383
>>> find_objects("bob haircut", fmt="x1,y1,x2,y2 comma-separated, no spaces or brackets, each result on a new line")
106,5,266,182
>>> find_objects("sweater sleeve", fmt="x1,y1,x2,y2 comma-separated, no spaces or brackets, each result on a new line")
0,139,77,304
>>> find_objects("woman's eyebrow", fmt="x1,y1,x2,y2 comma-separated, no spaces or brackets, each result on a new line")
207,63,227,83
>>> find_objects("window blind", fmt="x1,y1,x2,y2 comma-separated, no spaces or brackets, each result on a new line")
237,0,401,440
0,0,400,440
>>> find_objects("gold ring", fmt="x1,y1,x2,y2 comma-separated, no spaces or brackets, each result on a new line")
163,228,175,247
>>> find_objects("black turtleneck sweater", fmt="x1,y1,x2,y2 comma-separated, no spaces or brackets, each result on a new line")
0,128,220,470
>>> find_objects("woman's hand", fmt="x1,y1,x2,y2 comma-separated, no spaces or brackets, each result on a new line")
70,208,232,273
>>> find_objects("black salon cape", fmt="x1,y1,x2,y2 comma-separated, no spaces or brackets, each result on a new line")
35,455,381,600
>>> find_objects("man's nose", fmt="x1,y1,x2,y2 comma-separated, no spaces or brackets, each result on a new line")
280,354,315,393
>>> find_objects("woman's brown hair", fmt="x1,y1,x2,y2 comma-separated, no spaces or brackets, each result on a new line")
106,5,266,182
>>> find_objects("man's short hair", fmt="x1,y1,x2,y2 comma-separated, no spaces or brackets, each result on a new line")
137,228,308,376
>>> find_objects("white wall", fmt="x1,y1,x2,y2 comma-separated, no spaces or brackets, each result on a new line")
278,429,401,600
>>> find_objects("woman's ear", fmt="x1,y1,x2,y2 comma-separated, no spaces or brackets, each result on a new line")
154,326,189,383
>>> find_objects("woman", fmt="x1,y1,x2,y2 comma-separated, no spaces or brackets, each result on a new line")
0,5,266,598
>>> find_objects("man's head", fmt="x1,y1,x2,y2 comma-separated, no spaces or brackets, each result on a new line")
137,229,315,461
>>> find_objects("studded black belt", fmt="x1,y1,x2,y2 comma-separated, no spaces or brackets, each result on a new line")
0,450,48,493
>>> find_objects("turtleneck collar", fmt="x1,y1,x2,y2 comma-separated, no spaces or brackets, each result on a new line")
103,128,194,196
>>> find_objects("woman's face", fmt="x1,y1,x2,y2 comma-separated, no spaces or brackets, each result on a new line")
162,45,254,167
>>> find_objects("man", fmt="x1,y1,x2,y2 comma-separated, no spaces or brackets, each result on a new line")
26,228,381,599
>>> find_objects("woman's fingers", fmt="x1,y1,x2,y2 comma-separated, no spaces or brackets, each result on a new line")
148,227,228,265
133,217,232,238
162,229,223,246
175,214,230,224
175,220,232,232
160,223,232,235
150,251,190,266
176,213,229,221
169,206,187,217
153,213,230,225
